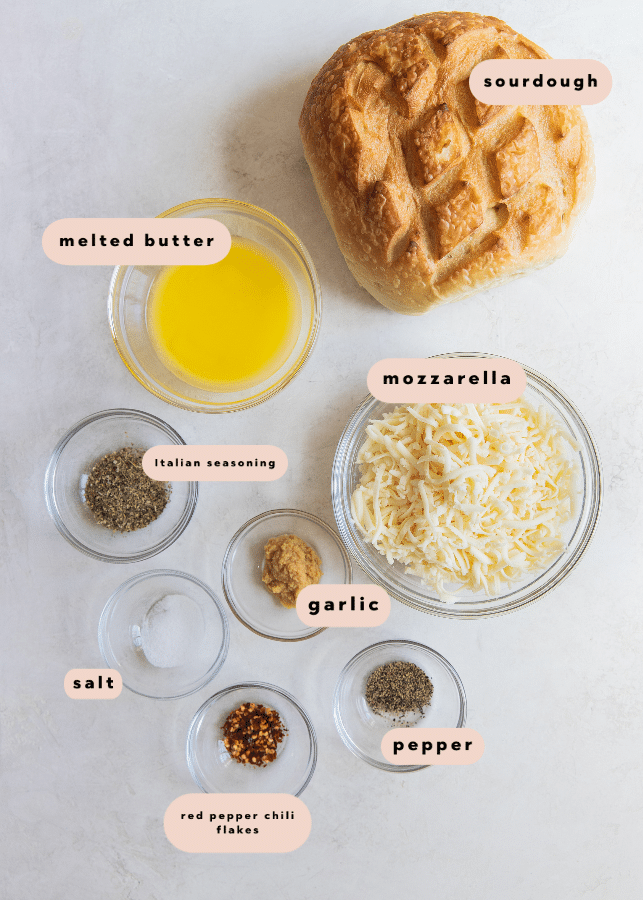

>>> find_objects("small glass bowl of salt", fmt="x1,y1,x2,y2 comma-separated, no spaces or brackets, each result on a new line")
99,570,229,699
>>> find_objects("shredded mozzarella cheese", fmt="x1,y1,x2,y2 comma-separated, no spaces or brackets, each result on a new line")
351,401,578,601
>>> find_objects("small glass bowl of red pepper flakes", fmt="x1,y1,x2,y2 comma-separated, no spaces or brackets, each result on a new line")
187,682,317,796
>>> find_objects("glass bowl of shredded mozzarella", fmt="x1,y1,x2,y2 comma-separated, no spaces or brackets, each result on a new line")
332,357,602,618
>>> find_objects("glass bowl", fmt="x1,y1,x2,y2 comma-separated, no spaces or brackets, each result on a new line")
44,408,198,563
98,570,229,699
187,682,317,795
333,640,466,772
332,354,602,618
221,509,352,641
108,198,321,413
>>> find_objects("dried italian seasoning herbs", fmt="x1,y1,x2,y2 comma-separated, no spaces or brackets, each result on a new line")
222,703,286,767
365,661,434,722
84,447,170,533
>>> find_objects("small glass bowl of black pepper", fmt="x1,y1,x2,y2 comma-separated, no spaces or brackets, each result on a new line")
44,409,198,562
333,640,467,772
187,682,317,796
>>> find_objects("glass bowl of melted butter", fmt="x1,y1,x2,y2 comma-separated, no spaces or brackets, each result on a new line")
109,199,321,413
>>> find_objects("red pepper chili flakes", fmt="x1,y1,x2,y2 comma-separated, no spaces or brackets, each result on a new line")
222,702,287,767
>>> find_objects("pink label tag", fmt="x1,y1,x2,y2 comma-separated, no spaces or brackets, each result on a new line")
164,794,311,853
64,669,123,698
469,59,612,105
296,585,390,627
142,446,287,481
42,218,231,265
367,357,525,403
381,728,484,765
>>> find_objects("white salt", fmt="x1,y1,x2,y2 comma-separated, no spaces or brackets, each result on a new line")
141,593,201,668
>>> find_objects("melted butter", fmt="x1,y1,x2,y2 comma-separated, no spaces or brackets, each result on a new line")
148,238,300,391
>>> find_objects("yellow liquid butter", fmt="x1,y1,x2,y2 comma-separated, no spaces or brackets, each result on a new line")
148,238,300,391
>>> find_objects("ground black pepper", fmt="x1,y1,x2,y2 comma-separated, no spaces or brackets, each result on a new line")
84,447,170,532
222,703,287,767
365,660,434,722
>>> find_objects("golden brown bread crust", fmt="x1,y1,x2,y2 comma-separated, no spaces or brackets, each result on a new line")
299,12,595,314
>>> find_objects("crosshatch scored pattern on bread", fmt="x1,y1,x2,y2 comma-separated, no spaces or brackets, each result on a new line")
299,12,594,314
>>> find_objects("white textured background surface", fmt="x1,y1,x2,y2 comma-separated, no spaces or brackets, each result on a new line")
2,1,641,897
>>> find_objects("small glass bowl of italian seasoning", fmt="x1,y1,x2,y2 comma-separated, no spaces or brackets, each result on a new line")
187,682,317,795
333,640,466,772
44,409,198,562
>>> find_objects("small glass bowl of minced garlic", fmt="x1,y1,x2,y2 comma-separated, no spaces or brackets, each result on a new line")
221,509,352,641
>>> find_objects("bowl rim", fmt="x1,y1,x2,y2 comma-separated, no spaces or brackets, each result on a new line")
108,198,322,414
332,352,603,619
221,508,353,642
44,407,199,563
186,680,318,796
98,568,230,699
333,638,467,772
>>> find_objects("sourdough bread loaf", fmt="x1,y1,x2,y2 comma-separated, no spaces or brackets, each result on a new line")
299,12,594,314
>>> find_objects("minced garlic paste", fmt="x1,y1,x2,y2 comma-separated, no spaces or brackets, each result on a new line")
262,534,322,608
